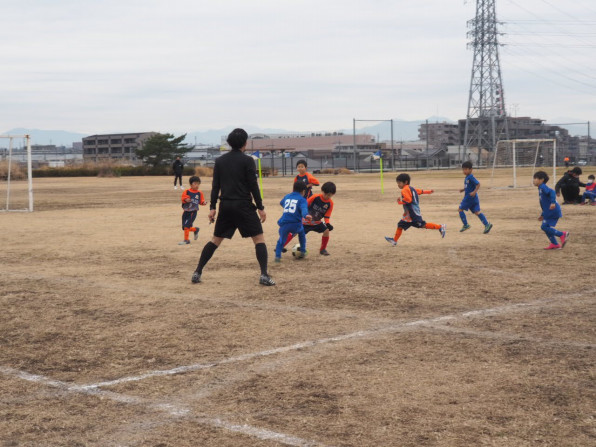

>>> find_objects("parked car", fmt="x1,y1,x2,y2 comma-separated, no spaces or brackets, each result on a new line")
578,159,587,166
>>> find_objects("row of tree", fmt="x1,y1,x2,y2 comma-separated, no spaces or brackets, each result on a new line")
135,133,192,168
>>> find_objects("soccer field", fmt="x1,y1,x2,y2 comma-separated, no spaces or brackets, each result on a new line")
1,170,594,446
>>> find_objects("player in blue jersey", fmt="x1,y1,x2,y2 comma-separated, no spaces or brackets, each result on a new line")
458,161,493,233
179,176,207,245
533,171,569,250
274,182,311,262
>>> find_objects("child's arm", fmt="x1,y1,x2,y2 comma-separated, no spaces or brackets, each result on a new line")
199,191,207,206
470,182,480,198
307,173,320,186
181,191,191,203
415,188,434,195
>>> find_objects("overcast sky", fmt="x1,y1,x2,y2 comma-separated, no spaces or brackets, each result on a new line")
1,0,595,135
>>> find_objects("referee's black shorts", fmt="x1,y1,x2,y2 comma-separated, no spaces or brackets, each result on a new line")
214,200,263,239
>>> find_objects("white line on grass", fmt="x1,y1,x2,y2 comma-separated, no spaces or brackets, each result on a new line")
0,366,329,447
80,288,594,389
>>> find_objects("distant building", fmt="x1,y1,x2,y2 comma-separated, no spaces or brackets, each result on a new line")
419,122,459,149
82,132,158,163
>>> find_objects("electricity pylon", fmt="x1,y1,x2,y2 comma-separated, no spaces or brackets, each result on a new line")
463,0,509,165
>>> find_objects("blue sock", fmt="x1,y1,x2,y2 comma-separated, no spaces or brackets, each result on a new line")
478,213,488,225
459,211,468,226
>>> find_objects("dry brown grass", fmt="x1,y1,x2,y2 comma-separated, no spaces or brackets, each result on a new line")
0,161,26,180
194,166,214,177
0,170,594,446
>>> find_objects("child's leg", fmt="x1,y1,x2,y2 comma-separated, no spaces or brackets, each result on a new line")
275,227,290,258
297,228,307,253
474,211,489,225
424,223,441,230
184,228,191,241
283,233,294,247
393,227,403,242
320,228,330,251
541,221,563,244
458,209,468,226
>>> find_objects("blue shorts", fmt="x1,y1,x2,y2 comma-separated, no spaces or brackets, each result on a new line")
542,217,559,228
460,197,480,213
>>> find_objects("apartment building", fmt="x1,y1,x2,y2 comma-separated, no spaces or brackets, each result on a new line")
82,132,157,163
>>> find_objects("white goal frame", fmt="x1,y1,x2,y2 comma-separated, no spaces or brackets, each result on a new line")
491,138,557,188
1,134,33,212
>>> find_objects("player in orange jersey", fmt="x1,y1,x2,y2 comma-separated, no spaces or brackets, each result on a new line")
178,176,207,245
385,173,445,246
294,159,320,199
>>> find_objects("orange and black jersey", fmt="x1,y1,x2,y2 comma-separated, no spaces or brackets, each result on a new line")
294,172,320,198
397,186,432,222
181,188,207,211
303,193,333,225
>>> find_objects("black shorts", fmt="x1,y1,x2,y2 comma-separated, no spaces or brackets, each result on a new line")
398,218,426,230
214,200,263,239
304,222,328,234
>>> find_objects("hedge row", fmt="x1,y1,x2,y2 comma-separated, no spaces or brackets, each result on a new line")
32,165,196,178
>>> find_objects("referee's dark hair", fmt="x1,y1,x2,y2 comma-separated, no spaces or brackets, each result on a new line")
227,128,248,151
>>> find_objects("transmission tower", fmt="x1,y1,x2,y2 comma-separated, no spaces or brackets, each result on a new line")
463,0,509,165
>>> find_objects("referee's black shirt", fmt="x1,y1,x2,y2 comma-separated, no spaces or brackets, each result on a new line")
210,150,264,210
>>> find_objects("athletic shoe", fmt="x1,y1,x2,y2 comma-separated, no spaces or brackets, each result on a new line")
259,274,276,286
174,186,178,190
320,249,330,256
191,271,201,283
460,224,471,232
296,250,306,259
274,257,281,263
384,236,397,246
281,248,288,253
483,222,493,234
560,231,570,248
440,224,446,238
543,243,561,250
178,240,190,245
194,228,200,240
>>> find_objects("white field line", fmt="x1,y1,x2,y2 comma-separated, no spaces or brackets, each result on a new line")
0,366,330,447
422,324,596,349
80,288,594,389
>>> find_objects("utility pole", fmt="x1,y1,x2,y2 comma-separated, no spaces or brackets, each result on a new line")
463,0,509,167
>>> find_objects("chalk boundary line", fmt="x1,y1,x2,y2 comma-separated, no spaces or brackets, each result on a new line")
2,288,594,446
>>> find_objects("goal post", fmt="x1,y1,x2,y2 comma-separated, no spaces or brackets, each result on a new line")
490,138,557,188
0,134,33,212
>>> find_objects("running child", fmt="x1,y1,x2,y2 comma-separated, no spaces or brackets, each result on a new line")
274,182,311,262
294,159,320,199
458,161,493,233
385,173,445,245
580,174,595,205
178,175,207,245
533,171,569,250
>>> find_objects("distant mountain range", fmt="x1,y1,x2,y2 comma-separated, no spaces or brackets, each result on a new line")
3,117,590,147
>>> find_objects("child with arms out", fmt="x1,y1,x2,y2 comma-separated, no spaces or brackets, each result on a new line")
385,173,445,245
178,175,207,245
275,182,311,262
459,161,493,233
533,171,569,250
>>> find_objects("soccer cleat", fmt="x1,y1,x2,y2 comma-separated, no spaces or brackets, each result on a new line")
281,248,288,253
191,271,201,283
560,231,570,248
483,222,493,234
194,228,200,240
440,224,446,238
385,236,397,246
274,257,281,263
259,274,276,286
178,240,190,245
460,224,471,232
319,249,330,256
543,243,561,250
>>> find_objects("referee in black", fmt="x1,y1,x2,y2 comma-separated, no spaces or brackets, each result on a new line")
192,128,275,286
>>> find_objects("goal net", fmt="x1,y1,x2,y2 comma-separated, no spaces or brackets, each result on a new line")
0,135,33,212
490,139,557,189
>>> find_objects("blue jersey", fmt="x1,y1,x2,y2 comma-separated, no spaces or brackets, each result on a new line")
538,183,562,220
278,192,309,225
463,173,480,197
